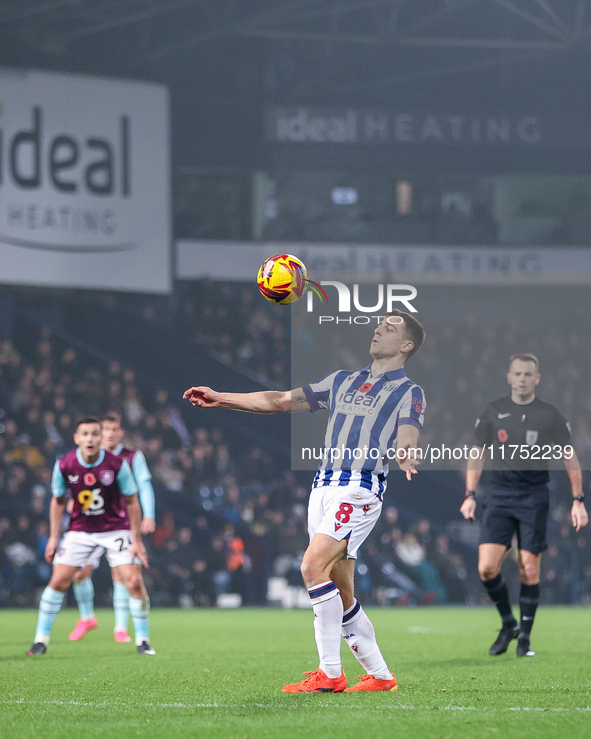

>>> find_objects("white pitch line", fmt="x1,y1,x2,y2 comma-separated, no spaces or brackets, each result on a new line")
2,700,591,713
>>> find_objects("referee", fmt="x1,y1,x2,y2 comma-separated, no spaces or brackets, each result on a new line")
460,353,588,657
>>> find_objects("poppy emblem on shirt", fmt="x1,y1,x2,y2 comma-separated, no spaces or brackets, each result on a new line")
497,429,508,443
100,470,115,486
359,383,372,393
84,473,96,486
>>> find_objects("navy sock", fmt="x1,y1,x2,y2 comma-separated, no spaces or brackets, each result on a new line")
482,574,515,625
519,583,540,638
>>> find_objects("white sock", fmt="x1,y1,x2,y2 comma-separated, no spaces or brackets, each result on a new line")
342,599,391,680
308,581,343,679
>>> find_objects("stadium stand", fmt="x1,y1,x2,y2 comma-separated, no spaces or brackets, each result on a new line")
0,287,588,608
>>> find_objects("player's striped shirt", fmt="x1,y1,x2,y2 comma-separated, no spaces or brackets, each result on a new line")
302,366,425,496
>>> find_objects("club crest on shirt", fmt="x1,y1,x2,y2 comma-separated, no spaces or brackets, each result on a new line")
100,470,115,486
383,382,398,392
84,473,96,486
525,430,539,445
68,475,79,483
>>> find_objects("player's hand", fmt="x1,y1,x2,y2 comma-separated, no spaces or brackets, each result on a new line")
183,386,223,408
141,518,156,534
141,517,156,535
131,539,149,568
571,501,589,532
396,443,420,481
45,537,58,564
460,498,477,522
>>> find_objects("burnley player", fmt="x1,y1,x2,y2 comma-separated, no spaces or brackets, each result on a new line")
69,412,156,643
460,354,588,657
27,417,155,656
184,310,425,693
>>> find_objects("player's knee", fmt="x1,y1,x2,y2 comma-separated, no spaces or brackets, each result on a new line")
299,559,314,585
48,577,70,593
300,558,325,587
478,563,499,581
519,563,539,584
125,574,143,595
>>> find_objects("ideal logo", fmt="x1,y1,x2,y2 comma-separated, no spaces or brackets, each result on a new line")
0,107,130,196
336,389,381,416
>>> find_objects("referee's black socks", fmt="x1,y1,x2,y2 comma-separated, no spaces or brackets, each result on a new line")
482,574,516,626
518,583,540,638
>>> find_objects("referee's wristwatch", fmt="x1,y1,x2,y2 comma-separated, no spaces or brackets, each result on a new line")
573,493,586,503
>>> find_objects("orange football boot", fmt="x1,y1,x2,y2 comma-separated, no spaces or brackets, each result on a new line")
343,673,398,692
282,668,347,693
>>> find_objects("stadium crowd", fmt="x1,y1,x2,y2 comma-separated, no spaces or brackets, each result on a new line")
0,287,590,609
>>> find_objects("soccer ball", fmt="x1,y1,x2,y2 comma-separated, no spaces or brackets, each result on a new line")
257,254,308,305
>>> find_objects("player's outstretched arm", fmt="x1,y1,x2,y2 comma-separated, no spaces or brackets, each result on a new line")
460,446,488,521
396,424,421,481
183,386,311,414
562,449,589,532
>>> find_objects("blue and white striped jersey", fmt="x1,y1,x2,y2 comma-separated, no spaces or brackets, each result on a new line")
302,366,425,496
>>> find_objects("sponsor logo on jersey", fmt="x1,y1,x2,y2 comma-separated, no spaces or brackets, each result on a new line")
525,430,539,445
84,473,96,486
100,470,115,485
68,475,79,482
336,388,382,416
412,397,423,414
363,505,371,515
497,429,509,443
498,412,511,419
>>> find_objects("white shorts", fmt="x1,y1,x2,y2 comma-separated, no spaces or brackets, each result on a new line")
54,530,135,569
86,546,141,570
308,484,383,559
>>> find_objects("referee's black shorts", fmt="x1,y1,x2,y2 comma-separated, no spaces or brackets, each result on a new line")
479,498,549,554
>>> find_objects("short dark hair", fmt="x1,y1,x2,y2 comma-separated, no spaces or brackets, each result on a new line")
509,353,539,371
75,416,102,430
384,309,426,361
102,411,122,426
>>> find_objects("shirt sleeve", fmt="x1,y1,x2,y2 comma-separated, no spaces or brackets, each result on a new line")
51,459,67,497
474,404,494,446
132,450,156,519
550,408,572,447
397,385,426,430
116,459,139,497
301,371,342,413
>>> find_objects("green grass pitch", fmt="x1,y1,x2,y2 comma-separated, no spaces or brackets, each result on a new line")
1,607,590,739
